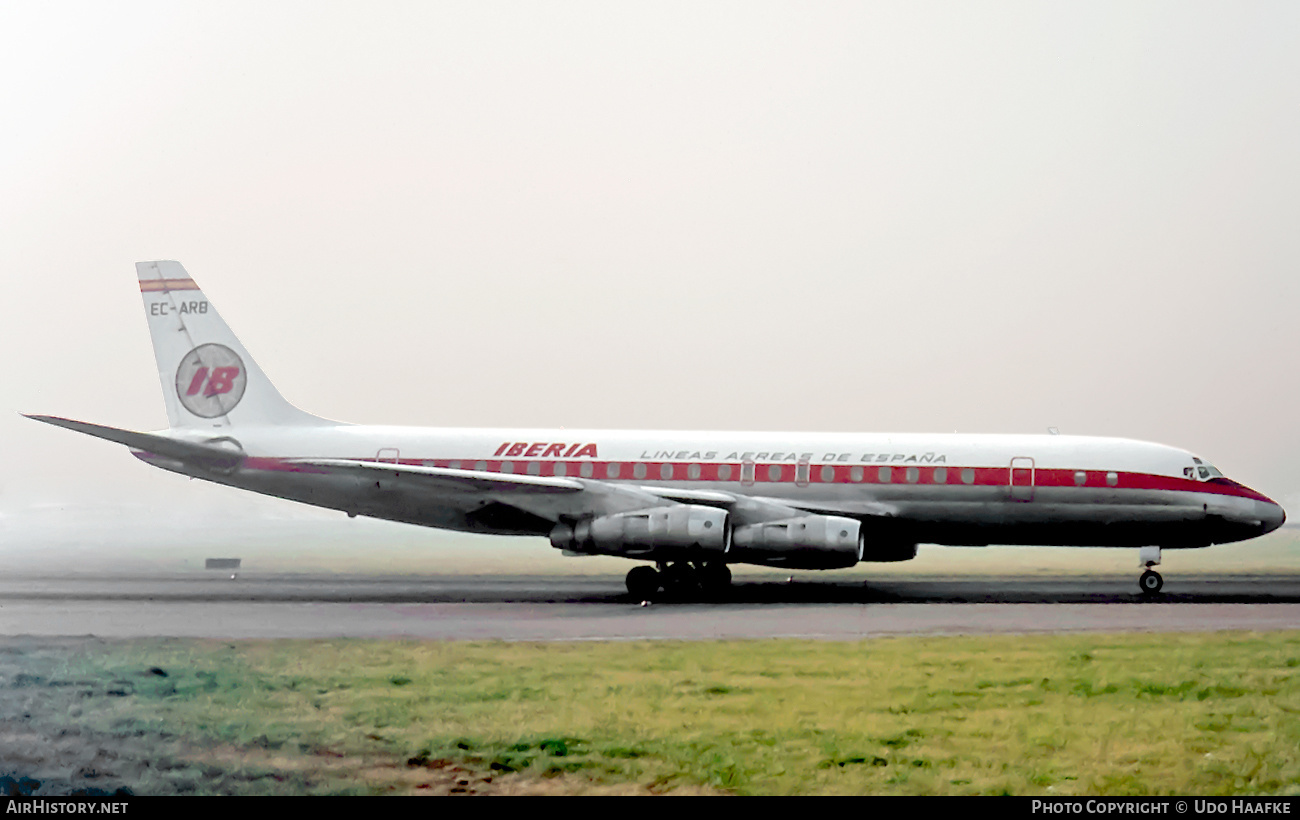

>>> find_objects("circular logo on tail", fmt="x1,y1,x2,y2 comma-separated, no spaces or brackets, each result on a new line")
175,344,247,418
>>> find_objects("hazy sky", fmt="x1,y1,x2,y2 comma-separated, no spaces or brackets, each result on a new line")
3,2,1298,558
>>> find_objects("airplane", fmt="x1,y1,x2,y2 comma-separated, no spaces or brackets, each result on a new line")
27,261,1286,599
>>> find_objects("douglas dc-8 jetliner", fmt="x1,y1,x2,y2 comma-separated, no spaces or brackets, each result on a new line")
28,262,1286,598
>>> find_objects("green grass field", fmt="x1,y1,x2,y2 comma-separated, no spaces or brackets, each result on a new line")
9,632,1295,795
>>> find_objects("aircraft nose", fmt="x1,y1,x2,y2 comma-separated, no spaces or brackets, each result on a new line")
1259,499,1287,534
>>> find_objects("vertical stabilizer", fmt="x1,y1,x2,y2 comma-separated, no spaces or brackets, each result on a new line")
137,261,330,429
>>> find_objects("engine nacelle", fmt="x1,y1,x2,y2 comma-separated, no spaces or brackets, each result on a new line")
730,514,863,569
861,541,918,562
550,504,730,558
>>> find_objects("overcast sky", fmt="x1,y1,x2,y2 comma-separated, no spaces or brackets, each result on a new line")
2,2,1298,561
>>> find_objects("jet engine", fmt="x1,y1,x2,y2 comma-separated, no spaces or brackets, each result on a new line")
729,514,863,569
550,504,730,558
861,541,918,562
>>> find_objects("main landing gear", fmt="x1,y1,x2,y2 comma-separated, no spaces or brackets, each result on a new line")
626,565,660,600
625,561,732,601
1138,546,1163,595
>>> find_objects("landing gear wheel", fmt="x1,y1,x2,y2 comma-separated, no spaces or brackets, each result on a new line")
626,566,660,600
1139,569,1163,595
698,563,732,594
661,562,699,598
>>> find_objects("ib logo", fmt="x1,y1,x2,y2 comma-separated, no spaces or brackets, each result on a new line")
175,344,247,418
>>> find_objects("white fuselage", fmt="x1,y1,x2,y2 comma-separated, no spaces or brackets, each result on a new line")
141,424,1285,562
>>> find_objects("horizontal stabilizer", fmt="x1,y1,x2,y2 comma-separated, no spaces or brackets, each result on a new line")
24,415,245,471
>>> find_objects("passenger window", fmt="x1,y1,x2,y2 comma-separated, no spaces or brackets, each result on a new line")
821,465,835,483
660,464,674,480
1106,471,1118,487
933,467,947,483
606,463,620,479
768,464,782,482
718,464,733,481
527,462,541,476
633,463,647,480
688,464,701,480
501,461,514,474
475,461,487,472
554,462,567,477
1074,471,1086,486
448,461,461,470
961,468,974,485
878,466,891,483
905,467,919,483
850,466,863,482
580,462,594,478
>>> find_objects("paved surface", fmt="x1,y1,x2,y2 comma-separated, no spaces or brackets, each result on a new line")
2,572,1298,640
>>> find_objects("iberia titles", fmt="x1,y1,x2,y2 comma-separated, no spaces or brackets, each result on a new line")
492,443,949,463
494,442,599,458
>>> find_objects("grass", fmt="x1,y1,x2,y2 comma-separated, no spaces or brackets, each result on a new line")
13,632,1300,795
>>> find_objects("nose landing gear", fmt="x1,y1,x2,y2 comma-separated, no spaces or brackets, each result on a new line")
1138,546,1163,595
1139,569,1163,594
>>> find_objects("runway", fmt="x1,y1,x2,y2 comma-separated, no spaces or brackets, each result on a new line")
2,572,1298,640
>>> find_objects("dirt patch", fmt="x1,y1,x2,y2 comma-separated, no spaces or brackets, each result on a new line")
0,637,152,795
186,743,717,795
0,637,717,796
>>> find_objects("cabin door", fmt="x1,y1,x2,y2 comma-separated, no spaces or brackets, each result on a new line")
1009,457,1035,501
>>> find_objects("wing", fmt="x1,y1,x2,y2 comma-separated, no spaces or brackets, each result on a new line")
284,458,683,528
289,458,585,494
290,461,906,529
640,485,899,520
26,416,899,536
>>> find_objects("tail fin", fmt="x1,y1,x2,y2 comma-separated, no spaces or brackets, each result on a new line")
138,261,330,429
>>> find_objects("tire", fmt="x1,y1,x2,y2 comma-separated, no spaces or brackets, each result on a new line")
626,566,660,600
1139,569,1163,595
699,563,732,592
661,563,699,598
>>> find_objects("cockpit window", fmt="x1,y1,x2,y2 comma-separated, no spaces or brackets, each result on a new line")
1186,461,1223,481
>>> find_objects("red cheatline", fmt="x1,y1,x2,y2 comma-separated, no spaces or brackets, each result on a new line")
214,455,1270,502
139,278,200,292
